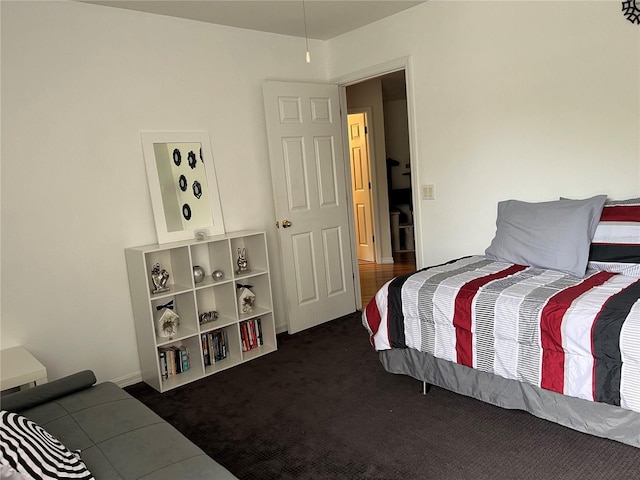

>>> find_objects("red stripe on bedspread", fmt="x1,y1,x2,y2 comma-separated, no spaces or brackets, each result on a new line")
365,296,383,348
599,204,640,222
540,271,616,394
454,264,526,367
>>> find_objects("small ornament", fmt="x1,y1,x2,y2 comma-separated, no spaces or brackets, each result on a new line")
199,310,219,325
237,283,255,314
212,270,224,281
193,265,205,283
236,248,250,274
157,308,179,338
151,263,170,293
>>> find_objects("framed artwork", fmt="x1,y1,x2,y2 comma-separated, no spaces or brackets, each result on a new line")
141,131,225,243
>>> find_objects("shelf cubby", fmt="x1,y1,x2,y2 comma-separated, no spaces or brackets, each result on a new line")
202,325,242,375
236,272,273,322
239,313,277,361
190,238,233,284
195,282,237,328
230,233,270,278
144,246,193,294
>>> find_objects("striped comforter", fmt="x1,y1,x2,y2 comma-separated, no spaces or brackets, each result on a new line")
363,256,640,413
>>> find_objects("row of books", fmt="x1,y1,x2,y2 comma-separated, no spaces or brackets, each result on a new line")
240,318,263,352
159,346,190,380
202,330,228,366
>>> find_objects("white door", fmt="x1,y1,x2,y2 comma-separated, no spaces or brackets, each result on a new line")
263,80,357,334
348,113,375,262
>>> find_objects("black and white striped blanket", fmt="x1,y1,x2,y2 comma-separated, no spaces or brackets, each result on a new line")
363,256,640,413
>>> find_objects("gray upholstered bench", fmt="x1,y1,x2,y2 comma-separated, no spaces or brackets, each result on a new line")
1,370,237,479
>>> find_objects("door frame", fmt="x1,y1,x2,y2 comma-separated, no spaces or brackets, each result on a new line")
333,56,422,308
347,107,380,264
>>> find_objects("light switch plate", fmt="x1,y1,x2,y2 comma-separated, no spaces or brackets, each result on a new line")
422,184,435,200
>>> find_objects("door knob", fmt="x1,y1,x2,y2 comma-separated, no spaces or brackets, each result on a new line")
281,219,292,228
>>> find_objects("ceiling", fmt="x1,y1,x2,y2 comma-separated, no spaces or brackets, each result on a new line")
82,1,426,41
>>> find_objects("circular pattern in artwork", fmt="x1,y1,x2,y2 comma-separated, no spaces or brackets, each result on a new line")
182,203,192,220
193,180,202,199
179,175,187,191
188,151,197,169
622,0,640,24
173,148,181,166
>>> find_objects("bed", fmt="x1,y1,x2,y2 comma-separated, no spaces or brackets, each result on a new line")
363,195,640,447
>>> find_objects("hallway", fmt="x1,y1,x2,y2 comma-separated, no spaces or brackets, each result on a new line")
359,251,416,307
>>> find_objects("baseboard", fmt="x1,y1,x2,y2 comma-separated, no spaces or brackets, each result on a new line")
379,256,394,264
112,371,142,388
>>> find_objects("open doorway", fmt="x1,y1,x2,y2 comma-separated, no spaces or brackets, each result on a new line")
347,111,376,263
345,70,416,306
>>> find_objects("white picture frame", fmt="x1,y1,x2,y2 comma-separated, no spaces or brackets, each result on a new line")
141,131,225,244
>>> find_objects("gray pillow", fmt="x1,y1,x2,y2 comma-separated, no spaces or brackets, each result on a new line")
485,195,607,277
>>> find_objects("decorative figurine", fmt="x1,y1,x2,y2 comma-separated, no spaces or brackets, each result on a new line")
237,283,255,314
151,263,170,293
236,248,250,274
212,270,224,281
193,265,205,284
155,300,179,338
157,309,179,338
198,310,219,325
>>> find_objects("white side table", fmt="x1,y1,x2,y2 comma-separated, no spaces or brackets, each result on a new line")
1,346,48,392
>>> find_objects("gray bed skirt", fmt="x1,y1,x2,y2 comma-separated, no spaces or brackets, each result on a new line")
380,348,640,448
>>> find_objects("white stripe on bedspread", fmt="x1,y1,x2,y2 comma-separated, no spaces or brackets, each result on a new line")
491,269,560,380
593,222,640,244
621,301,640,412
368,279,392,350
402,256,484,358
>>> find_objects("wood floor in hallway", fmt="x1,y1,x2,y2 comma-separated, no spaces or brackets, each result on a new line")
359,251,416,307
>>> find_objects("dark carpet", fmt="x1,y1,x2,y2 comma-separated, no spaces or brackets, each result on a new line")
125,312,640,480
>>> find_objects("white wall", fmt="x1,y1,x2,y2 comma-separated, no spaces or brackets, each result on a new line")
1,0,328,384
329,1,640,268
3,0,639,386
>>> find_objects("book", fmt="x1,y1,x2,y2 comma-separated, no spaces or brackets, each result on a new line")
180,345,190,372
257,318,263,345
240,322,250,352
166,348,175,376
249,320,257,348
158,350,168,380
202,333,210,366
170,346,182,374
222,330,227,358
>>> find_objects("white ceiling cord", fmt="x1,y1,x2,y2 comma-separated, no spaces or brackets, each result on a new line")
302,0,311,63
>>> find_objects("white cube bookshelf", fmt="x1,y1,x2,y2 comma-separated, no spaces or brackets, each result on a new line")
125,230,277,392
